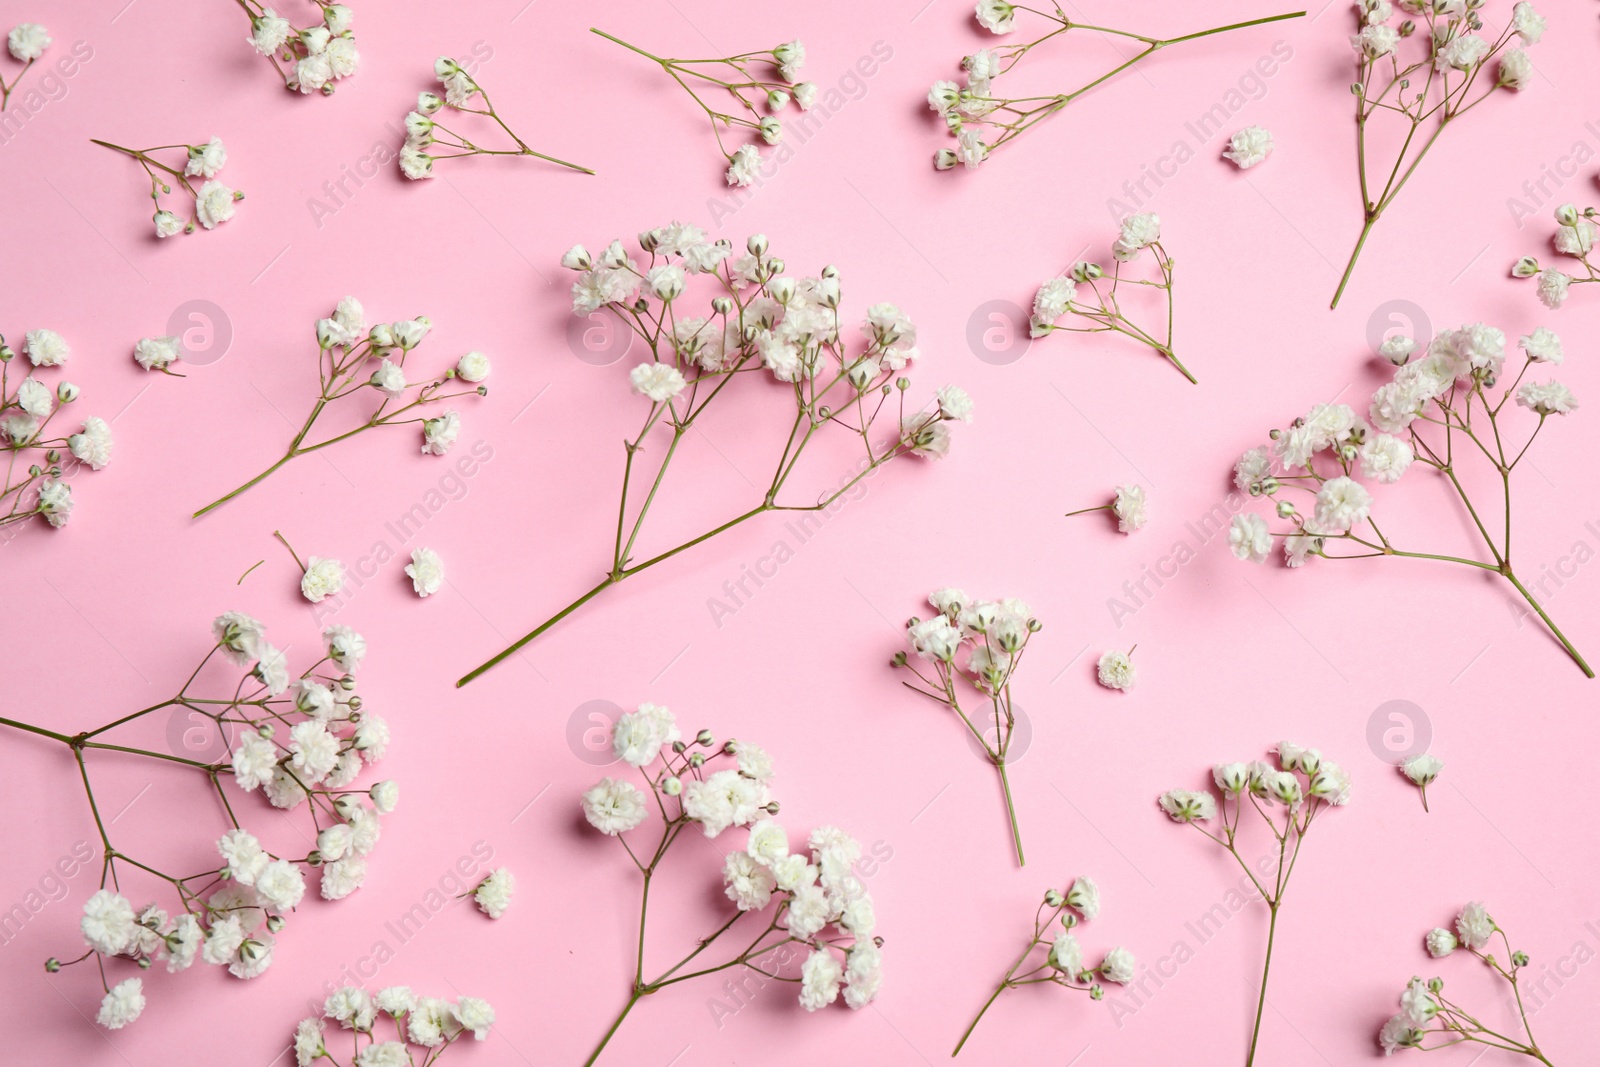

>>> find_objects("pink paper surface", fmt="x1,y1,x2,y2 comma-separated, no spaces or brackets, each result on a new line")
2,0,1597,1064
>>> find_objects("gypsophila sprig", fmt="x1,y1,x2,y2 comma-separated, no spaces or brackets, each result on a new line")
590,29,813,187
1513,203,1599,310
399,59,594,180
1160,744,1350,1067
194,297,489,516
928,4,1304,172
1027,216,1195,382
91,136,242,238
236,0,358,95
1379,903,1556,1062
2,614,393,1028
578,704,881,1066
4,22,50,108
457,224,969,685
464,868,513,919
1067,483,1149,534
292,984,493,1066
1400,753,1443,812
896,590,1041,866
951,878,1133,1057
0,329,109,530
1228,323,1591,676
1331,0,1543,308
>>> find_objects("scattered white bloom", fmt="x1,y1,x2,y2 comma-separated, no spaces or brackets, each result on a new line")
472,868,514,919
1096,650,1136,691
1222,125,1273,169
403,547,445,598
301,556,346,603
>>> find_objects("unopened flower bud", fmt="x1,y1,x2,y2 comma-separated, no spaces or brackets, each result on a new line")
746,234,768,256
1555,204,1580,228
662,776,682,796
1512,256,1540,278
0,343,14,362
1089,984,1105,1000
267,914,286,933
256,722,273,738
696,729,714,746
766,88,789,111
44,958,60,972
711,296,734,315
688,752,705,767
1044,889,1064,907
137,957,152,969
934,148,958,170
1511,950,1528,967
638,229,660,253
1276,500,1296,518
1428,977,1444,993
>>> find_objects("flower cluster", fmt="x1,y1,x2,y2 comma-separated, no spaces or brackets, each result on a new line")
1332,0,1544,307
579,704,881,1064
591,29,813,187
194,297,490,516
1514,203,1599,310
293,985,493,1067
1027,214,1194,382
399,58,593,180
239,1,358,95
1227,322,1589,675
0,614,393,1029
1400,752,1443,812
93,137,242,237
952,878,1134,1056
1067,483,1149,535
459,224,968,684
1,329,110,530
1160,743,1350,1065
1379,903,1551,1061
928,3,1302,172
897,589,1041,865
467,868,513,919
1223,124,1274,169
3,22,49,108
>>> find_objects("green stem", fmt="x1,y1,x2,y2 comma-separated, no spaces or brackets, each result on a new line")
583,990,642,1067
952,940,1033,1057
192,452,294,518
454,577,615,687
995,760,1025,867
1504,569,1594,678
1330,214,1376,311
1244,903,1279,1067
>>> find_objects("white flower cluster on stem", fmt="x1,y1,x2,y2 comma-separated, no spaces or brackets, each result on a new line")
457,224,969,685
590,29,814,187
238,0,358,95
951,877,1134,1057
1513,202,1599,310
193,297,490,516
927,3,1304,173
292,984,493,1067
0,328,108,530
1227,322,1590,676
92,136,242,237
896,589,1041,866
1378,903,1552,1063
3,22,50,108
1159,743,1350,1067
578,704,882,1065
1332,0,1545,307
3,614,395,1030
398,59,594,180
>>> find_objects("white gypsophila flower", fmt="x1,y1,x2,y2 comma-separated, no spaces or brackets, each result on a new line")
1435,34,1489,72
201,914,246,966
255,859,307,911
582,777,647,835
25,328,69,366
195,181,237,229
1112,212,1160,261
265,766,307,809
404,547,444,598
134,335,181,370
1400,977,1439,1026
746,819,789,867
733,739,774,783
1537,269,1570,309
1425,927,1458,958
352,716,389,762
37,478,73,527
250,10,292,55
1402,753,1443,786
799,949,843,1011
1516,380,1577,416
421,410,460,456
1234,445,1272,490
1100,947,1136,984
8,22,50,61
325,986,376,1030
1359,434,1413,484
473,868,515,919
96,978,145,1030
1213,762,1250,795
1500,48,1532,90
774,39,805,81
399,146,433,180
1222,125,1273,169
289,720,340,784
325,35,358,78
218,828,270,884
844,942,882,1009
252,643,291,695
294,1019,327,1067
629,362,687,403
1512,1,1545,43
455,350,490,382
1520,326,1562,363
455,996,494,1041
954,127,989,169
374,987,416,1016
902,415,952,459
68,417,113,471
317,824,353,862
1352,23,1400,58
369,358,406,399
1228,512,1272,562
1112,484,1147,533
324,624,367,670
81,890,138,955
1553,215,1595,257
154,209,183,237
1066,876,1100,920
185,137,227,178
1313,476,1372,531
1378,335,1415,364
723,851,777,911
1096,650,1136,691
15,377,51,418
1380,1013,1422,1054
407,997,454,1047
975,0,1016,33
320,857,367,900
1308,761,1352,805
1049,931,1081,974
230,732,278,792
937,384,974,423
726,143,761,187
1157,788,1215,822
907,615,961,661
300,556,346,603
1455,901,1495,949
4,415,41,442
1031,276,1076,330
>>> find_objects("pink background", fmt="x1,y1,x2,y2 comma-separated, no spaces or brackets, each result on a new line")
3,0,1598,1063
